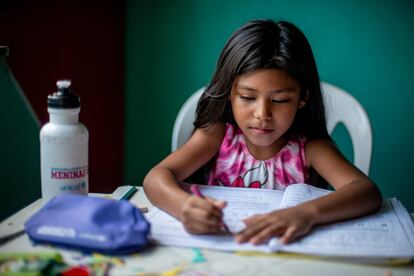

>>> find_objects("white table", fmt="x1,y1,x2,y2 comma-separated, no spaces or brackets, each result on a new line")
1,188,413,276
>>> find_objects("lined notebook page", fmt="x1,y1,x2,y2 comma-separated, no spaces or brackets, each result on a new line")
146,184,414,259
197,185,283,233
280,183,331,208
280,197,414,258
147,185,283,251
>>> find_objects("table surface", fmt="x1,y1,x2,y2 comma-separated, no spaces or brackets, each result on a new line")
1,188,413,276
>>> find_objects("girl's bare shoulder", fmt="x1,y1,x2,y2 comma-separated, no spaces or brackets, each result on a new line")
305,138,368,188
304,138,340,164
191,122,226,150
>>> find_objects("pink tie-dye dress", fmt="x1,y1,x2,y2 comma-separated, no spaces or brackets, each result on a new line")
207,123,308,190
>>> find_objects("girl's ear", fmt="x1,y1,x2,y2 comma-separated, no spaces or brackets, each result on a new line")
298,90,309,108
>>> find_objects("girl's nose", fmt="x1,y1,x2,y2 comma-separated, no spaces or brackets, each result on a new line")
253,101,271,120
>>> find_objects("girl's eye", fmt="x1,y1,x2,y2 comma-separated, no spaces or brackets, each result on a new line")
272,99,289,103
240,95,255,101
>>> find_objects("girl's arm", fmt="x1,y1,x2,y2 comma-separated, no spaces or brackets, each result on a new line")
143,123,226,233
236,139,382,244
299,139,382,224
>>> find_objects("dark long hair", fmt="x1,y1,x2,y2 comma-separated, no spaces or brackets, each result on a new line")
195,19,329,140
194,19,332,187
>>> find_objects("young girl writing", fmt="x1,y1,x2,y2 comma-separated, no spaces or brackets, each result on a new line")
144,19,382,245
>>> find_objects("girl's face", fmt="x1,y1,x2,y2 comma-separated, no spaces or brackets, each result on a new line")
230,69,305,160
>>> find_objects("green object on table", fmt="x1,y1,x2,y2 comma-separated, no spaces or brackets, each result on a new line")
0,252,66,276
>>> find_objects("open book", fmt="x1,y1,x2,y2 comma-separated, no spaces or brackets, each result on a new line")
146,184,414,261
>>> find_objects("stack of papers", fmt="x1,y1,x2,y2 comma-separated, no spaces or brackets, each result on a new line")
146,184,414,262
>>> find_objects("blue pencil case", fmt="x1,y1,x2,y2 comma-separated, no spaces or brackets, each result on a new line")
25,193,150,254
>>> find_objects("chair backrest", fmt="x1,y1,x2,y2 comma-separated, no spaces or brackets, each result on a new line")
171,82,372,175
321,82,372,175
171,87,204,152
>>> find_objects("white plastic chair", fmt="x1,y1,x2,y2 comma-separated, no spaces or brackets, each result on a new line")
321,82,372,175
171,82,372,175
171,87,205,152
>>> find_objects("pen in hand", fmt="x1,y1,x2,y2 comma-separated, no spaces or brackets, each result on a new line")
190,184,232,234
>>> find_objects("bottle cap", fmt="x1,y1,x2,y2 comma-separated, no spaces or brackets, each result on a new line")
47,80,80,108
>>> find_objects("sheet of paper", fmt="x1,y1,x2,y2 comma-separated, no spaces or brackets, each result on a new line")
146,184,414,259
280,183,331,208
147,208,269,252
197,185,283,233
146,185,283,252
279,198,414,258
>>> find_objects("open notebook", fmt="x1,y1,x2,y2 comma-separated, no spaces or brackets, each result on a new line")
146,184,414,261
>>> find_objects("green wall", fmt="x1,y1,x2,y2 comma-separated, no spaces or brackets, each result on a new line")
125,0,414,211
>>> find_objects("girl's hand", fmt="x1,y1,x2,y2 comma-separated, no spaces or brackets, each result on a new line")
180,195,227,234
235,205,316,245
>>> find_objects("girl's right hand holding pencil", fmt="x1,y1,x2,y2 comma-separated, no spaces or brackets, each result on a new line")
180,194,227,234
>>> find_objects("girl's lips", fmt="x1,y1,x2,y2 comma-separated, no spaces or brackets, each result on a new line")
249,127,274,135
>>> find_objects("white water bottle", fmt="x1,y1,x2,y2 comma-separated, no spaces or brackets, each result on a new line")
40,80,89,202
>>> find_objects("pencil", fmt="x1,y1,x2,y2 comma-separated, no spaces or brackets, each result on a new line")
190,184,232,234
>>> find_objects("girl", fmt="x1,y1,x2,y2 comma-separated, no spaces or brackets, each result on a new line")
144,19,382,245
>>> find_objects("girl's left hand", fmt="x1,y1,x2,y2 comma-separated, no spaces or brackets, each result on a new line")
235,205,316,245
